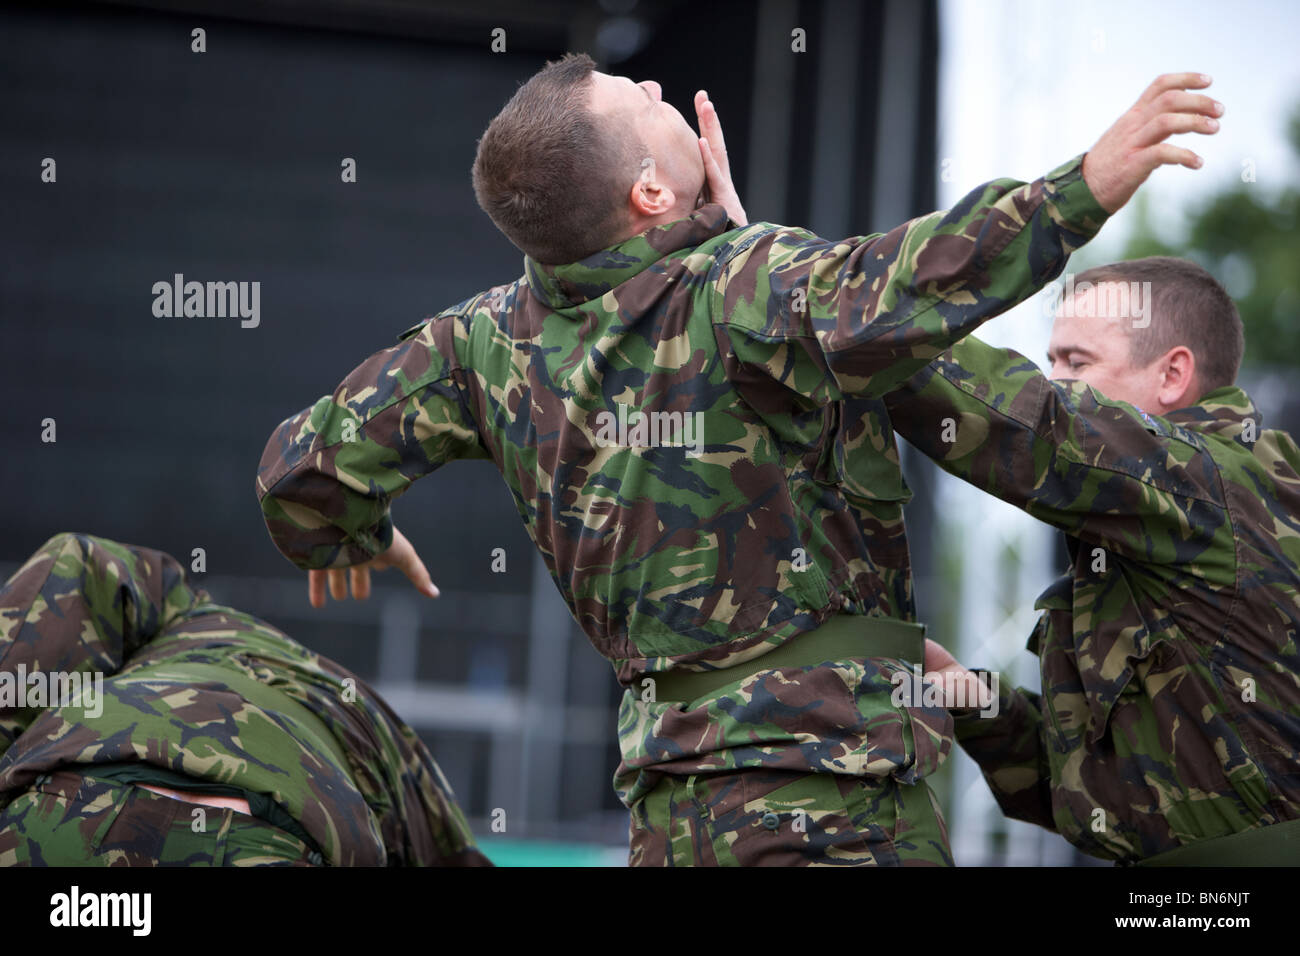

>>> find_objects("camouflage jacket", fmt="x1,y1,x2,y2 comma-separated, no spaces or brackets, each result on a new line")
885,336,1300,861
257,155,1108,806
0,532,488,866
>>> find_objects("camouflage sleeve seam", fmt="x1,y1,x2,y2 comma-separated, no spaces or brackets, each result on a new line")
437,312,488,449
449,366,488,454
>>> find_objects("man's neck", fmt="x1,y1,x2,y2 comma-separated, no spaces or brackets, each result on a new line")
618,204,700,243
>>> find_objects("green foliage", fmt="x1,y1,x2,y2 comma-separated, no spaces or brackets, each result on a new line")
1122,105,1300,370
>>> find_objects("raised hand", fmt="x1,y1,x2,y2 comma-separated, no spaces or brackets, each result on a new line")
695,89,748,227
1082,72,1223,214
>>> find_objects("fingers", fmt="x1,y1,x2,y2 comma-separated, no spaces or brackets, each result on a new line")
1136,110,1219,149
694,89,729,171
1142,90,1222,121
314,566,369,605
309,563,427,605
694,89,711,134
699,136,721,181
1135,72,1212,108
1133,97,1220,171
308,569,326,609
694,88,749,227
700,99,725,151
698,137,748,226
305,527,439,603
1144,141,1205,171
351,565,370,601
328,568,348,601
1133,89,1221,154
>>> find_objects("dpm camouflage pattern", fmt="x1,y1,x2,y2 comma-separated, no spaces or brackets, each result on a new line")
886,335,1300,862
0,532,489,866
0,770,320,866
628,768,952,866
256,155,1109,817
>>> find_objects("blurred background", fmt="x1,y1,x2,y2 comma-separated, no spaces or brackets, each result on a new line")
1,0,1296,865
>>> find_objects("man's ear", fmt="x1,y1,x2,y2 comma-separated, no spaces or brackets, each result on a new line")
1156,345,1198,411
628,157,677,217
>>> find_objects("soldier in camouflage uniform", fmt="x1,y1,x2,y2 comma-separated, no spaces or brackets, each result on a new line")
254,56,1221,865
0,532,489,866
885,256,1300,865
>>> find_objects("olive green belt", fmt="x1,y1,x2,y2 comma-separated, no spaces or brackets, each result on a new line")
650,615,926,704
1135,816,1300,866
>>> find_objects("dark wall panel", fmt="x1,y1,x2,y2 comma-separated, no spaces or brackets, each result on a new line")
1,3,538,593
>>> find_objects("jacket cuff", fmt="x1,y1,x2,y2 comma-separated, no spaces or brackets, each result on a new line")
1043,152,1111,242
951,677,1024,742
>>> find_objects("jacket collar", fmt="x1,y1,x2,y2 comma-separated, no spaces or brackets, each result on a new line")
523,203,734,310
1164,386,1261,441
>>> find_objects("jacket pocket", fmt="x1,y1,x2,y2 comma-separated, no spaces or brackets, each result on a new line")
1036,565,1161,747
822,397,912,504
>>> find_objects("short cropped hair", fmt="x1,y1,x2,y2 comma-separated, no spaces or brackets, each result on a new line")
472,53,642,265
1072,256,1244,394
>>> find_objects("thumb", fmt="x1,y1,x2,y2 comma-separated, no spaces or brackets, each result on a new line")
395,540,440,599
923,638,956,673
405,557,440,599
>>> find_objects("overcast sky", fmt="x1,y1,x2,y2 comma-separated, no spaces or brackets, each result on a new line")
938,0,1300,355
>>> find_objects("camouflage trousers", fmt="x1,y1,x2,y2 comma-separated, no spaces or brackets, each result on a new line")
0,770,320,867
628,768,953,866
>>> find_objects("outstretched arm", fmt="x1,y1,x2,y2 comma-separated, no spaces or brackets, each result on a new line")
256,314,490,604
922,637,1057,829
885,335,1233,575
717,73,1220,404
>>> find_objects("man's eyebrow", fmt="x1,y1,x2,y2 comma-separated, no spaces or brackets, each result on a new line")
1048,345,1098,362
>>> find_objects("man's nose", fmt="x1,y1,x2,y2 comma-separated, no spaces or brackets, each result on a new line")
640,80,662,102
